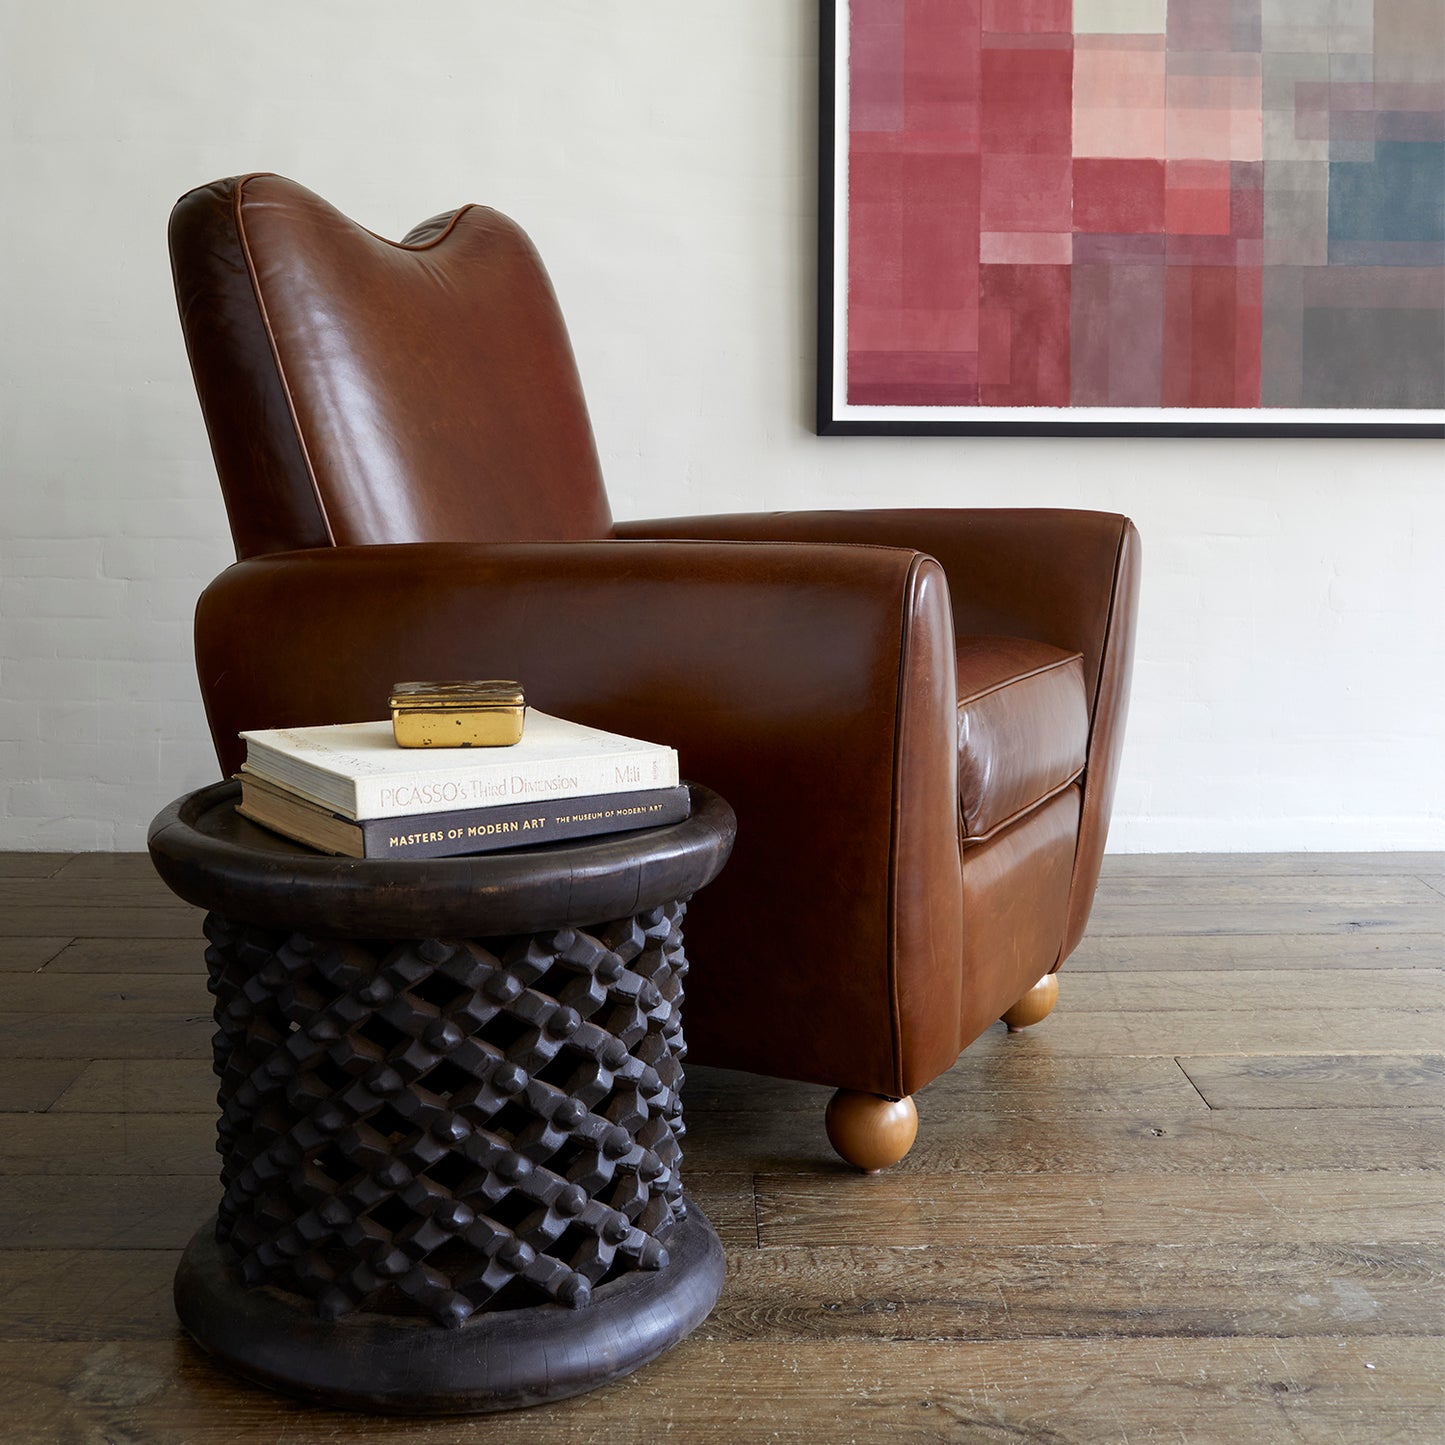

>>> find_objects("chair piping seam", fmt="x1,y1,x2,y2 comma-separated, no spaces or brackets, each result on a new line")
955,651,1084,707
1053,518,1132,972
232,175,334,548
885,553,930,1102
959,770,1085,848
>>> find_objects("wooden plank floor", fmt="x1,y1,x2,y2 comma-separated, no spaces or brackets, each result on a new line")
0,851,1440,1443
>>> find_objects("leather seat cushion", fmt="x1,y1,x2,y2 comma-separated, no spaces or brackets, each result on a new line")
956,636,1089,841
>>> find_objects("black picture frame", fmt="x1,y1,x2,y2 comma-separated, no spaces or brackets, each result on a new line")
816,0,1445,439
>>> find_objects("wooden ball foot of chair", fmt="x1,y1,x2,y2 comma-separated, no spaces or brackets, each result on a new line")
824,1090,919,1173
1001,972,1059,1032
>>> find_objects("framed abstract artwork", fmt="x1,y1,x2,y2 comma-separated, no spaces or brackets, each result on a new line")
818,1,1445,436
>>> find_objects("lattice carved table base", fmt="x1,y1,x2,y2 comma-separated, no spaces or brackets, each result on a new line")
202,904,693,1328
151,780,734,1412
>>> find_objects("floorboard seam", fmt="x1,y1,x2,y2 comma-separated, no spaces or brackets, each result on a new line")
1172,1057,1215,1109
31,939,74,975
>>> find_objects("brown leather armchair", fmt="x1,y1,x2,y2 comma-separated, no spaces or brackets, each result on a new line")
170,175,1139,1170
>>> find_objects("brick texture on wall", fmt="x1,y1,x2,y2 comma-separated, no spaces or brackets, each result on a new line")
0,1,1441,851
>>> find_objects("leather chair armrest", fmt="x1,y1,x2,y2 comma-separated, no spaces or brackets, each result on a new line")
618,510,1141,960
197,538,946,773
617,509,1136,716
195,539,963,1097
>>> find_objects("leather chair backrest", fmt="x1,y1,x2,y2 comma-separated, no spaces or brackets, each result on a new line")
169,174,612,560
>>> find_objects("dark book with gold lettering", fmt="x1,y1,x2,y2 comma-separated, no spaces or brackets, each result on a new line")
236,772,691,860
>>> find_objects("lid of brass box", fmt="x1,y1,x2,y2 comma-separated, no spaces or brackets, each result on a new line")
388,681,526,713
390,681,526,748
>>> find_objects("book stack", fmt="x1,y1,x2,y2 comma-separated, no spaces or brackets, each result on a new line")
236,713,688,860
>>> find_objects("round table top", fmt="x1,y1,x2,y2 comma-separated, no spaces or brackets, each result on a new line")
149,781,735,939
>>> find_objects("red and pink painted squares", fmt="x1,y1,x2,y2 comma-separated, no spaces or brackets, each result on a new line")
824,0,1445,432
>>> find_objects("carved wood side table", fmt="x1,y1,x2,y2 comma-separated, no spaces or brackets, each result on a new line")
148,780,734,1414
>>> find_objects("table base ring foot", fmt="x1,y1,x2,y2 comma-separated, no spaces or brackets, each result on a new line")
174,1202,725,1414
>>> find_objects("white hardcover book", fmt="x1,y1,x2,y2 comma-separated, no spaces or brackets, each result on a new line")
239,712,680,821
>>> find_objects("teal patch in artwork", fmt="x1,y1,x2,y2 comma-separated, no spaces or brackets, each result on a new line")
1328,142,1445,251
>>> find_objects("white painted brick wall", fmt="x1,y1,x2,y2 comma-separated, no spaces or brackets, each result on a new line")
1,1,1442,851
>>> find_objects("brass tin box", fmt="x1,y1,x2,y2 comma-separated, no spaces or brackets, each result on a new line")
389,681,526,748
